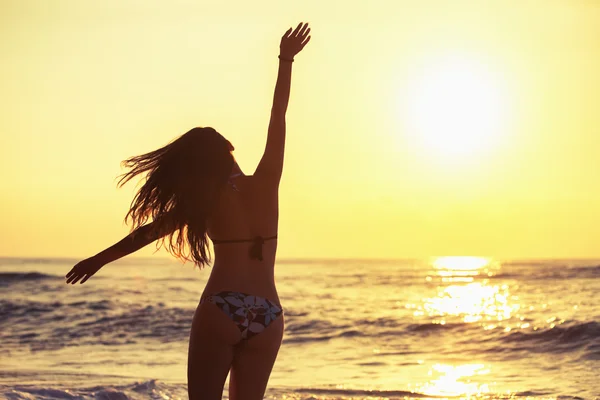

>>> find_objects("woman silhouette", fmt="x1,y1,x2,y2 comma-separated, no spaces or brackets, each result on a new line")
66,22,311,399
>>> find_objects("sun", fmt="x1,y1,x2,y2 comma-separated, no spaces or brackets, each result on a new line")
402,54,508,160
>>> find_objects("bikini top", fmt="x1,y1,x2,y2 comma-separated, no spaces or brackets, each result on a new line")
212,170,277,261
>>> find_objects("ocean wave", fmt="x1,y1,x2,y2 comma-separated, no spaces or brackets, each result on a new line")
462,320,600,361
0,272,57,283
566,265,600,279
284,319,362,343
0,299,115,320
2,379,187,400
501,320,600,347
3,295,599,362
497,264,600,281
1,299,193,351
428,264,600,281
0,380,577,400
583,342,600,360
356,317,467,334
3,381,443,400
292,387,437,398
289,387,559,398
283,317,468,344
527,265,600,280
284,314,600,360
406,321,465,333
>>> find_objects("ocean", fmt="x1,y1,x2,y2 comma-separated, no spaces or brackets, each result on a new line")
1,256,598,399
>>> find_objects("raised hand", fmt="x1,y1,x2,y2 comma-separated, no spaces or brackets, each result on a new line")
65,257,104,284
280,22,311,60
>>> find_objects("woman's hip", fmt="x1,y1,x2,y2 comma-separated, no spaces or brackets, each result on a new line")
196,290,284,341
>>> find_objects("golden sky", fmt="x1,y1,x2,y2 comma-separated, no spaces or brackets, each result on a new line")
1,0,599,260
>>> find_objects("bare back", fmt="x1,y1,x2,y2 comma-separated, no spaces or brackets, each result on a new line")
204,175,280,303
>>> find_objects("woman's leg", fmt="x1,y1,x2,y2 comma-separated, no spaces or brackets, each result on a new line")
228,314,284,400
187,301,242,400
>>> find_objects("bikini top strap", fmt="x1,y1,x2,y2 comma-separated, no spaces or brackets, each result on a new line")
212,235,277,245
212,235,278,261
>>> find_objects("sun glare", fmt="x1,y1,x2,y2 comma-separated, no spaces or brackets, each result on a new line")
433,256,490,271
420,257,521,326
416,363,491,397
402,54,509,160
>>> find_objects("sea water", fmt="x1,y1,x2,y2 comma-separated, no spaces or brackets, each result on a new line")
1,257,599,399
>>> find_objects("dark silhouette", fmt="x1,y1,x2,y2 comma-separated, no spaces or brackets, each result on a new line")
66,22,311,399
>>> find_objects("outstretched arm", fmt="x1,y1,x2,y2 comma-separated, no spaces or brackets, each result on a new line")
65,221,169,284
255,22,311,183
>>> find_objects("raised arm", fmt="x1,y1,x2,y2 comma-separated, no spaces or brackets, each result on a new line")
65,220,171,284
255,22,311,183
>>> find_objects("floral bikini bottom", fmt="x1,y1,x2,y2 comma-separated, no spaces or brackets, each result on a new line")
201,291,283,340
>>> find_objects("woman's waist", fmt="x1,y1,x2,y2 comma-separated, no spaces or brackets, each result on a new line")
212,240,278,262
211,253,276,271
203,269,279,304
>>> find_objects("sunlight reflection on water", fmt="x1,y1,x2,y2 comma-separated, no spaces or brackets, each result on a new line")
417,257,519,326
411,257,502,397
397,256,575,397
415,363,492,397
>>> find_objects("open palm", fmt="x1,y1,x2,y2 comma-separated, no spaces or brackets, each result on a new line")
280,22,311,60
65,257,103,284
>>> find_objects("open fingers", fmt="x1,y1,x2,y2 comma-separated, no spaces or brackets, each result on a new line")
66,273,80,284
301,35,311,48
69,274,89,284
291,22,304,36
66,267,87,284
298,24,310,38
283,22,310,45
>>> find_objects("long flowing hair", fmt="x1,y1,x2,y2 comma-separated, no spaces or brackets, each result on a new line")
117,127,234,268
